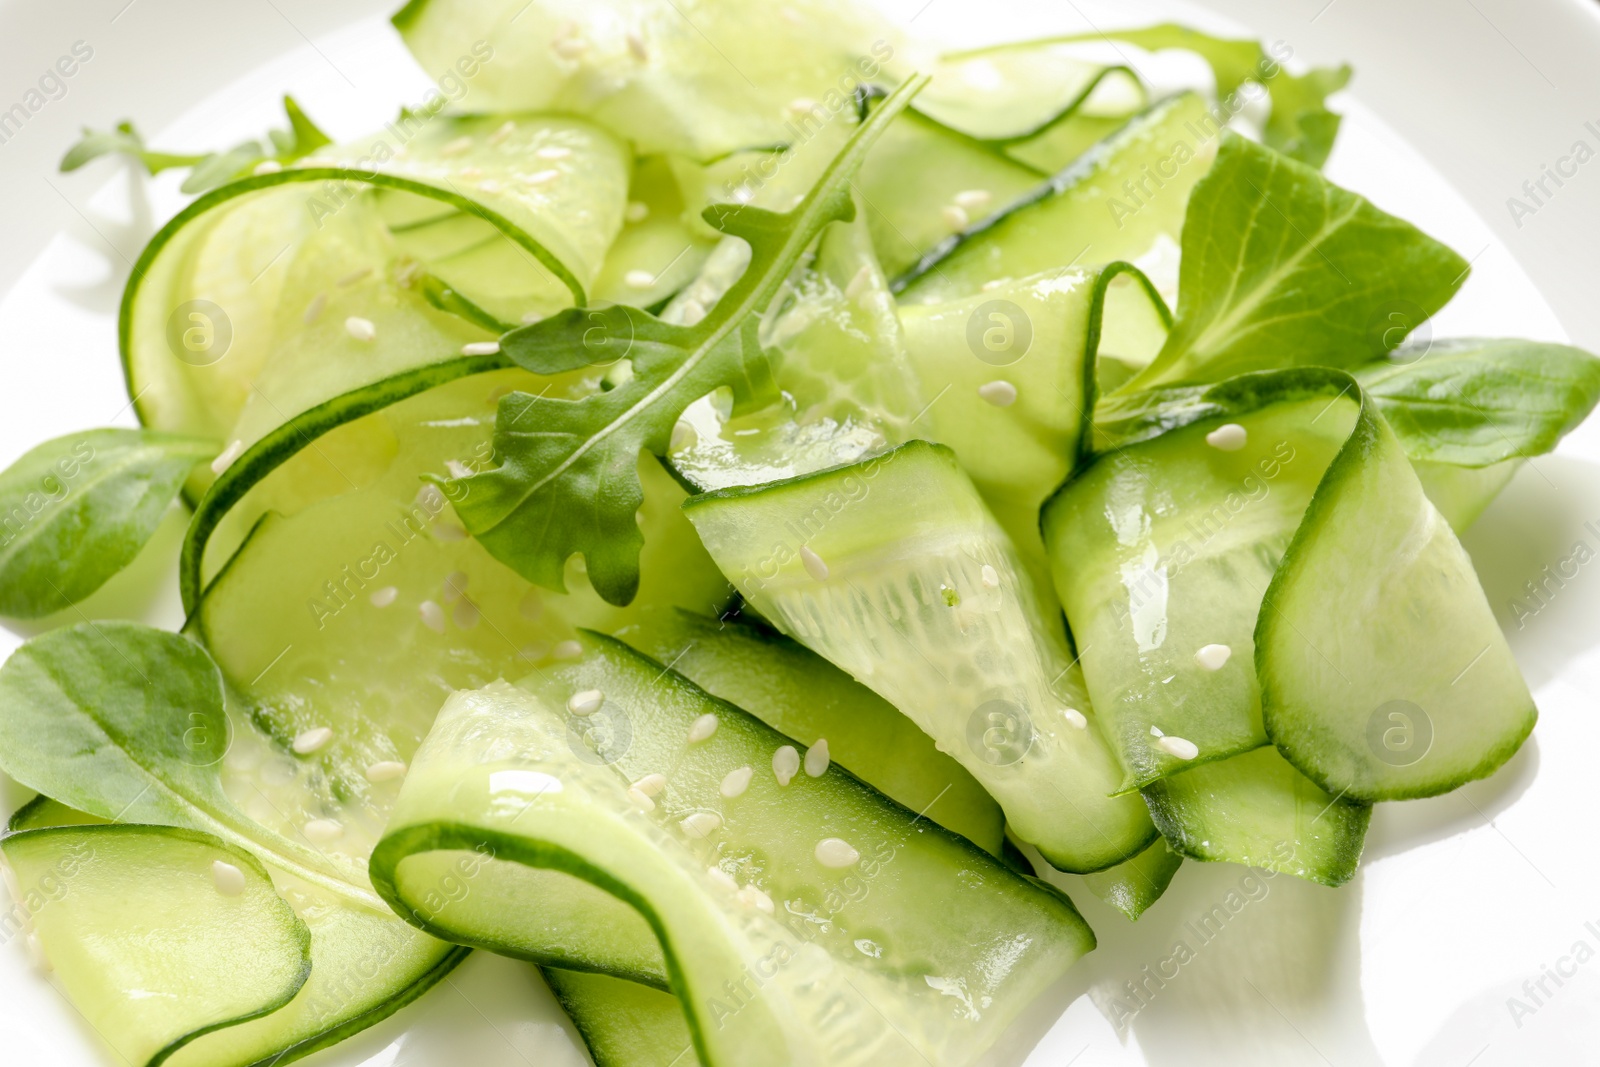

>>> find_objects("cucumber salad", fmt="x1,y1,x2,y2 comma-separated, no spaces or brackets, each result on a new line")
3,1,1598,1065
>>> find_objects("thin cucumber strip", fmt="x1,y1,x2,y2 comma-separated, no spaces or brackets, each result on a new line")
542,968,696,1067
616,606,1005,854
894,93,1214,303
1043,395,1353,789
1079,835,1183,922
0,819,311,1067
684,441,1157,872
1141,744,1370,887
373,635,1094,1066
592,155,717,308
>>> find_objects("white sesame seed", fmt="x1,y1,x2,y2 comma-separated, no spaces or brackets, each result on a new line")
337,268,372,288
815,837,860,868
680,812,722,839
477,179,504,195
365,761,407,782
522,168,561,187
800,545,829,581
568,689,605,716
942,204,969,230
1205,423,1248,451
804,738,830,778
980,278,1008,292
460,340,501,358
441,571,470,603
787,97,819,118
536,145,573,161
737,884,775,914
627,787,655,812
210,439,245,475
304,819,343,843
954,189,992,211
521,310,544,324
1062,708,1088,729
624,200,649,223
1194,644,1232,671
633,774,668,796
488,120,516,145
303,292,327,324
978,380,1018,407
292,727,333,755
553,639,583,660
1156,734,1200,760
419,600,446,633
369,586,399,608
981,564,1000,589
845,264,874,301
253,160,282,176
625,269,656,289
720,765,754,798
452,599,480,630
212,860,247,896
773,745,800,786
627,30,649,61
687,713,719,743
439,136,474,157
444,460,473,481
431,522,468,542
345,316,377,342
707,866,738,891
679,299,707,324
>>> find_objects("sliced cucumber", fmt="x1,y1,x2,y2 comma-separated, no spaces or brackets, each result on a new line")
0,817,310,1067
592,155,716,308
684,441,1156,872
542,968,694,1067
1080,835,1183,922
1142,745,1370,886
373,634,1094,1066
894,93,1214,302
1043,395,1352,789
918,50,1144,148
616,606,1005,854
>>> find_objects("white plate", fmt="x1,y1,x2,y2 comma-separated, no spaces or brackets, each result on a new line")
3,2,1599,1065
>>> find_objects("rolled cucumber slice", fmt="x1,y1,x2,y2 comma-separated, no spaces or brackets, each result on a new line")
616,606,1005,854
684,441,1157,872
542,968,694,1067
372,634,1094,1066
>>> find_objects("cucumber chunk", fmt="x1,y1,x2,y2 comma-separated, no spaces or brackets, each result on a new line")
616,606,1005,854
1142,745,1370,887
1080,835,1183,922
684,441,1156,872
0,819,310,1067
373,634,1094,1066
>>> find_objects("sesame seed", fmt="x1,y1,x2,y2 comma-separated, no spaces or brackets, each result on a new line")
707,866,738,891
1150,724,1165,737
627,787,655,812
814,837,860,868
253,160,282,176
625,269,656,289
212,860,246,896
687,713,719,743
1194,644,1232,671
804,738,830,777
720,765,754,798
488,120,517,145
303,293,327,324
633,773,668,796
445,460,473,481
568,689,605,716
787,97,819,118
419,600,446,633
441,571,470,602
369,586,398,608
477,179,504,195
625,200,649,223
521,310,544,324
304,819,343,843
461,340,501,357
627,30,649,61
799,545,829,581
954,189,992,211
522,169,561,186
210,439,245,475
292,727,333,755
1063,708,1088,729
978,380,1018,407
773,745,800,786
845,264,874,301
537,145,573,161
737,884,775,914
942,204,969,230
337,268,372,288
553,639,583,660
981,564,1000,588
1205,423,1248,451
345,316,377,342
679,299,707,324
452,599,480,630
439,136,474,157
980,278,1009,292
680,812,722,839
365,761,407,782
1156,734,1200,760
431,522,467,542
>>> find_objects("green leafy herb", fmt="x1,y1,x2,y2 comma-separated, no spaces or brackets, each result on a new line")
443,75,929,606
0,429,215,618
1122,132,1468,392
1355,339,1600,466
61,95,331,194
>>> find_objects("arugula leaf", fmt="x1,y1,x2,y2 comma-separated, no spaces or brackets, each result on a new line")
443,75,929,606
61,95,331,194
0,621,383,908
1122,132,1468,392
0,429,215,618
1355,339,1600,466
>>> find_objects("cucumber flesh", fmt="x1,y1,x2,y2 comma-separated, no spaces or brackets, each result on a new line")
372,634,1094,1066
1080,835,1183,922
616,606,1005,854
1043,396,1353,789
684,441,1156,872
918,48,1145,144
0,815,311,1067
1142,744,1370,887
542,968,695,1067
